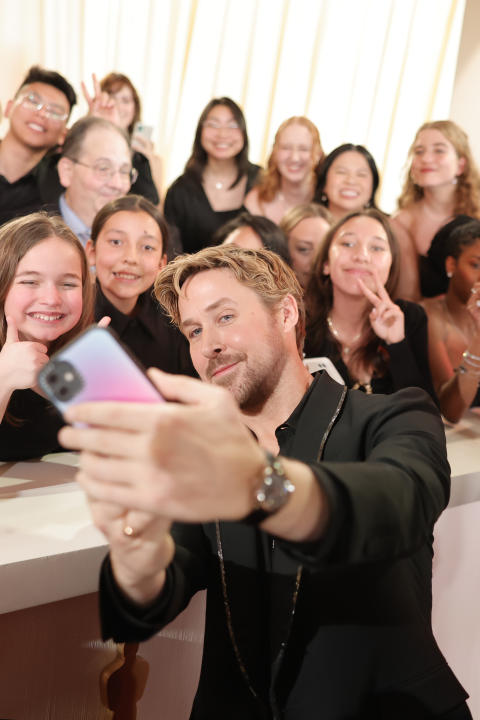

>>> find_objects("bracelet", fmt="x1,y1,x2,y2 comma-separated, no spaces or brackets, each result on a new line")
456,364,480,379
463,350,480,363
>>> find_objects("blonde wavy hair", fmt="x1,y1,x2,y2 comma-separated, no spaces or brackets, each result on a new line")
279,202,333,236
155,245,305,355
397,120,480,216
256,117,323,204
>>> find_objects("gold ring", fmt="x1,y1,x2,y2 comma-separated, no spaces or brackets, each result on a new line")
123,525,135,537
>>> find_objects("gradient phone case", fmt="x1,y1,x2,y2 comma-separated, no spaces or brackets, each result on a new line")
37,325,163,417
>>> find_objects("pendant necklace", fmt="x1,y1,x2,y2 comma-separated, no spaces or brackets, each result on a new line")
327,315,361,355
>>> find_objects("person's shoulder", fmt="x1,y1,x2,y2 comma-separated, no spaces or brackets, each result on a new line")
421,295,444,315
167,172,199,192
346,384,441,428
391,206,416,237
244,185,261,213
395,297,426,318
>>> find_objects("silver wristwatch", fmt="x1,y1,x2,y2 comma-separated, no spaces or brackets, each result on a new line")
243,451,295,525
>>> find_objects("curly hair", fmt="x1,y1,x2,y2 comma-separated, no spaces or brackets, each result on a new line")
255,117,323,204
304,209,399,376
155,245,305,355
397,120,480,216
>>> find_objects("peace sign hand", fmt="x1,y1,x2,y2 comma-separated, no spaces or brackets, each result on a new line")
81,73,120,126
357,270,405,345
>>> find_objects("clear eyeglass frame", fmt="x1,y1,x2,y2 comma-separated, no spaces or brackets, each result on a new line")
71,158,138,185
17,91,68,123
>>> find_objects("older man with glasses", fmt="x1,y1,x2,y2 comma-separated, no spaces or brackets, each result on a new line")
0,65,76,225
56,116,136,246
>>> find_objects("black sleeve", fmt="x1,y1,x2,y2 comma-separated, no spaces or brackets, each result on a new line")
100,522,210,642
276,388,449,568
164,177,187,252
130,152,159,204
385,300,438,403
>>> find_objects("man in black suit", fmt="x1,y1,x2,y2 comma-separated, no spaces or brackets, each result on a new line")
61,246,471,719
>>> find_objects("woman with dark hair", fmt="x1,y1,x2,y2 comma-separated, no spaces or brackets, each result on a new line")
422,219,480,422
164,97,260,254
82,73,161,204
316,143,380,222
244,116,323,223
304,209,436,399
391,120,480,301
86,195,194,375
0,213,96,460
420,215,475,297
213,211,290,264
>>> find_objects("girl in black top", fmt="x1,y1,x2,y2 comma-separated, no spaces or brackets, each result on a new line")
304,209,436,400
164,97,260,253
86,195,194,376
0,213,95,460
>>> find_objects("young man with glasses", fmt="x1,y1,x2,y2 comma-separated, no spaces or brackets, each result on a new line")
0,65,76,225
56,117,135,245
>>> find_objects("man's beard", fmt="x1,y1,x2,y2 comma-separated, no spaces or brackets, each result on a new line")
206,333,286,412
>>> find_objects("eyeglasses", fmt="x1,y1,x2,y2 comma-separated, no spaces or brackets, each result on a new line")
203,120,241,131
16,91,69,123
71,159,138,185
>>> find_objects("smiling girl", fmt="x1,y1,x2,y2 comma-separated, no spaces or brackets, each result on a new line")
392,120,480,301
0,213,94,459
86,195,194,375
304,209,436,399
244,117,323,224
422,219,480,422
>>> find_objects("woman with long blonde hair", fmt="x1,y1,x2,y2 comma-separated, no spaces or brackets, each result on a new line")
391,120,480,301
244,116,323,224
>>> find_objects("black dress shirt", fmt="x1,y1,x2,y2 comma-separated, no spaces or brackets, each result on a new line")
94,282,196,377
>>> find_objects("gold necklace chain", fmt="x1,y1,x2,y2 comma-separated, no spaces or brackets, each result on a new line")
327,315,362,355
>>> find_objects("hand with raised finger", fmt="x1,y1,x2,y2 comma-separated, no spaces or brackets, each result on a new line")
358,272,405,344
0,316,49,392
81,73,120,125
97,315,111,328
59,370,266,523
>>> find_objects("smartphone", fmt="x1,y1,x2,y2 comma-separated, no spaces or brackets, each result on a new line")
37,325,163,417
132,122,153,142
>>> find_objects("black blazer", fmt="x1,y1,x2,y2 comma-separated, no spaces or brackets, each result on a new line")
99,373,467,719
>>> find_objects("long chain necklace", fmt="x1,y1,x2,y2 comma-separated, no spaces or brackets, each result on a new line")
327,315,362,355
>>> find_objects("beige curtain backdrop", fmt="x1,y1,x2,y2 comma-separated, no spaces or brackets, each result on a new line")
0,0,466,211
